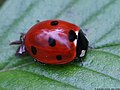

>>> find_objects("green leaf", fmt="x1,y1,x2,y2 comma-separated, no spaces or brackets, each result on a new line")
0,0,120,90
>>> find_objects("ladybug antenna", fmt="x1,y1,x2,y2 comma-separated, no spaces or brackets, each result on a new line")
10,33,27,56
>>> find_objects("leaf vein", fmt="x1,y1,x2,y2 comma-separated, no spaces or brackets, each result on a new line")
81,0,116,27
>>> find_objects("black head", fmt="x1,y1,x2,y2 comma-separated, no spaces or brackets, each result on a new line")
76,30,89,58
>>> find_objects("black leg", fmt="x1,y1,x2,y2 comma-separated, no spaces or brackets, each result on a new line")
74,57,83,66
10,33,27,56
15,45,27,56
36,20,40,23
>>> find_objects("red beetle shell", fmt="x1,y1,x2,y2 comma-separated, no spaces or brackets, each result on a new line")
25,20,80,64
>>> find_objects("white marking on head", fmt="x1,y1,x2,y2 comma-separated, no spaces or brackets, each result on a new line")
80,50,86,57
73,31,79,46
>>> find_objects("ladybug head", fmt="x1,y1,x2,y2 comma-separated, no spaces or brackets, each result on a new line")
67,29,88,58
76,30,89,58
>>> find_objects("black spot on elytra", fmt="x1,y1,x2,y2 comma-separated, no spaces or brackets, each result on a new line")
31,46,37,55
48,37,56,47
56,55,62,60
50,21,58,26
68,30,77,42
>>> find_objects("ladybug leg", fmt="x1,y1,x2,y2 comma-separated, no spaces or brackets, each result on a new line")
10,33,27,56
39,62,46,65
15,44,26,56
10,33,25,45
76,29,89,63
75,57,83,66
10,40,22,45
34,59,38,62
36,20,40,23
88,46,93,49
33,59,46,65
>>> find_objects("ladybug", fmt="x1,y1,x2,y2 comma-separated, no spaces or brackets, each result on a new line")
10,20,89,64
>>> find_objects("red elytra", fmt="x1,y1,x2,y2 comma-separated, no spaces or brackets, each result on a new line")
10,20,88,64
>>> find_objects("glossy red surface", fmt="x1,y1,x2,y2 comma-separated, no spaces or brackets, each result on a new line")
25,20,80,64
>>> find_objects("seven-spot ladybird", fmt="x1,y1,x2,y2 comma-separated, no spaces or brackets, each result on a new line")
10,20,89,64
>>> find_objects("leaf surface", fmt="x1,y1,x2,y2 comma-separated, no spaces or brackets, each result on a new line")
0,0,120,90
